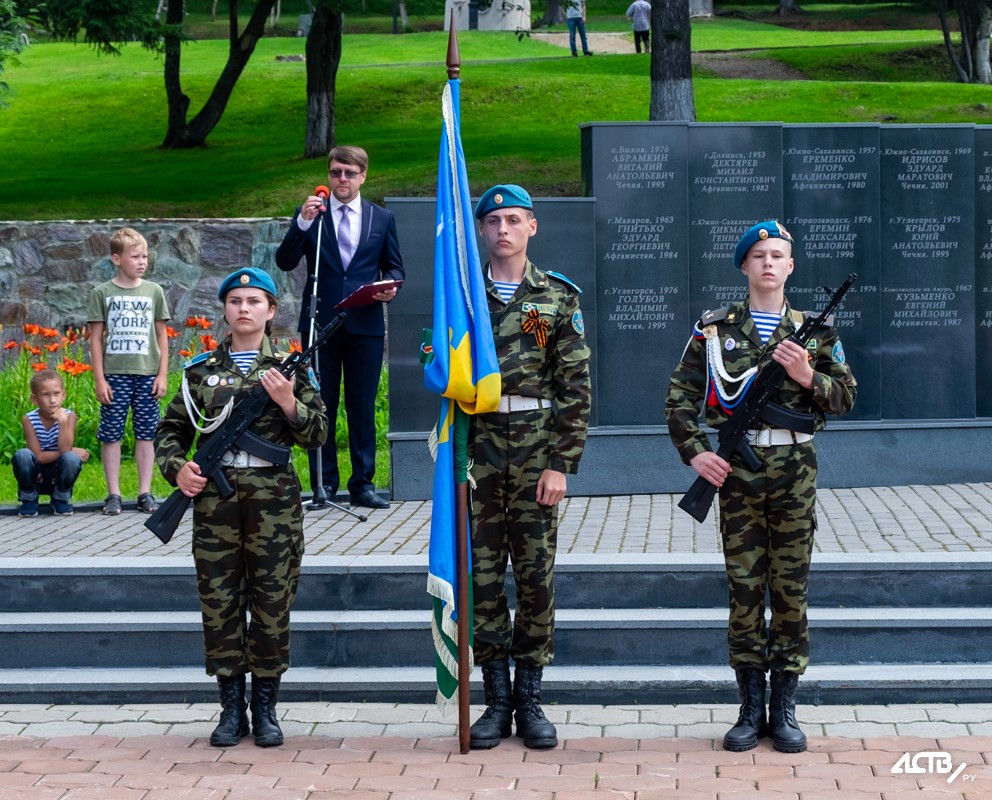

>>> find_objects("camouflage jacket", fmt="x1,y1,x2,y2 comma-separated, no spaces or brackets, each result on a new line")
155,336,328,485
483,260,592,475
665,296,857,466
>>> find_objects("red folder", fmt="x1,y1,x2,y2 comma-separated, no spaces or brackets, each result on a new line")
334,280,404,310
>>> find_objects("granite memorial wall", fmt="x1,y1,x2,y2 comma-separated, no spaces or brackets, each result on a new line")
387,122,992,499
581,121,984,423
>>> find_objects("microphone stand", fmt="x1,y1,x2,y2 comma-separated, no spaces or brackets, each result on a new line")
305,198,368,523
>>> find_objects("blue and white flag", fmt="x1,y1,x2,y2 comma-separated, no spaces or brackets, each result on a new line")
425,78,501,708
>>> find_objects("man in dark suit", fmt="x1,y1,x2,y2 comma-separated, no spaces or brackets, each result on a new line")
275,145,405,509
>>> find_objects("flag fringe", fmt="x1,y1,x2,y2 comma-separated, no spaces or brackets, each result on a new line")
429,571,474,716
427,423,439,463
427,571,459,643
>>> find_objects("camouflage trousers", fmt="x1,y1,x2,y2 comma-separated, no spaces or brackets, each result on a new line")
719,441,817,674
191,465,304,679
471,409,557,667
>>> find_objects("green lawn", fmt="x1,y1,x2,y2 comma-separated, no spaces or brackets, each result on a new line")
0,20,979,221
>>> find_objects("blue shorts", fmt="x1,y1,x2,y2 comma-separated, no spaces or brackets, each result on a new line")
97,374,161,442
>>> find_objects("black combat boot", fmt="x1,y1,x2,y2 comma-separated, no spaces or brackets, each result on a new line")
469,660,513,749
513,663,558,749
722,668,767,752
768,670,808,753
209,674,249,747
250,675,284,748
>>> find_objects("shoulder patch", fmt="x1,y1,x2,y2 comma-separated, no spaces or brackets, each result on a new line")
571,309,585,336
183,352,211,370
545,270,582,294
699,307,729,326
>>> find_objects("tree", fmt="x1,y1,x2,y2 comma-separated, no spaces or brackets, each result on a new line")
31,0,281,148
0,0,27,105
539,0,566,27
161,0,278,147
303,1,344,157
649,0,696,121
778,0,801,15
938,0,992,84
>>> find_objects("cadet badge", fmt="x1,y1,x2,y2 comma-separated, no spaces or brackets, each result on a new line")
522,307,549,347
572,309,585,336
832,340,846,364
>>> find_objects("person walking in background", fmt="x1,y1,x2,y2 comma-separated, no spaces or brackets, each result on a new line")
88,227,170,516
665,221,856,754
154,267,328,748
13,368,89,517
626,0,651,53
276,145,405,510
467,185,592,751
566,0,593,56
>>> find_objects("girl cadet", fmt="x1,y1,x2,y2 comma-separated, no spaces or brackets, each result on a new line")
155,267,327,748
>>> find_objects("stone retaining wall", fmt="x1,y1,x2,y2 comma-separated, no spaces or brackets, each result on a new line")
0,218,307,338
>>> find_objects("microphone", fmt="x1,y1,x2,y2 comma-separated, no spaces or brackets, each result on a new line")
314,185,330,213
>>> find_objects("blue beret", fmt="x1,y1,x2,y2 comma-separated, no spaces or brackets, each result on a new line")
733,220,794,269
217,267,278,300
474,184,533,220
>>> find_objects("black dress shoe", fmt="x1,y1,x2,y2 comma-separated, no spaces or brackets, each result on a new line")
350,489,389,509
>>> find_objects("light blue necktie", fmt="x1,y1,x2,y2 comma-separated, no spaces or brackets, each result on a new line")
338,205,353,270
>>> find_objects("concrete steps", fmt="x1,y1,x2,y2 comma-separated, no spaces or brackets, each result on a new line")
5,553,992,610
2,553,990,704
3,664,992,706
2,607,991,669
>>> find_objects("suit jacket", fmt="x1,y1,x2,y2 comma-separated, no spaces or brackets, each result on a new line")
275,198,405,337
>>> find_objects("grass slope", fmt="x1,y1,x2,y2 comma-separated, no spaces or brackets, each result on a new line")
0,11,980,218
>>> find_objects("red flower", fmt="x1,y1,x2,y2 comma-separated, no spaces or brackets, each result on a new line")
3,340,17,350
200,334,218,351
23,323,40,336
289,338,303,353
31,362,48,371
179,348,192,358
40,327,59,339
166,326,180,339
45,342,61,352
27,345,41,356
58,358,92,376
198,316,213,330
185,316,199,328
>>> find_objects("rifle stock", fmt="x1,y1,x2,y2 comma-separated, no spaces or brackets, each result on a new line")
677,475,719,523
145,490,194,544
676,274,857,523
144,311,347,544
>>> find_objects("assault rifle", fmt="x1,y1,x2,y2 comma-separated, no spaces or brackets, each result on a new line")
145,311,346,544
677,274,857,523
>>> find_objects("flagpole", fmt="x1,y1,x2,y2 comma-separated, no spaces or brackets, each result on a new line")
455,432,471,755
446,16,473,756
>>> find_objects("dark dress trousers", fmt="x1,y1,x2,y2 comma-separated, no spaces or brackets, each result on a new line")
275,199,405,496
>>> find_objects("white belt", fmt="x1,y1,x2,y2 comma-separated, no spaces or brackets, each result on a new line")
745,429,814,447
220,449,275,468
496,395,552,414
